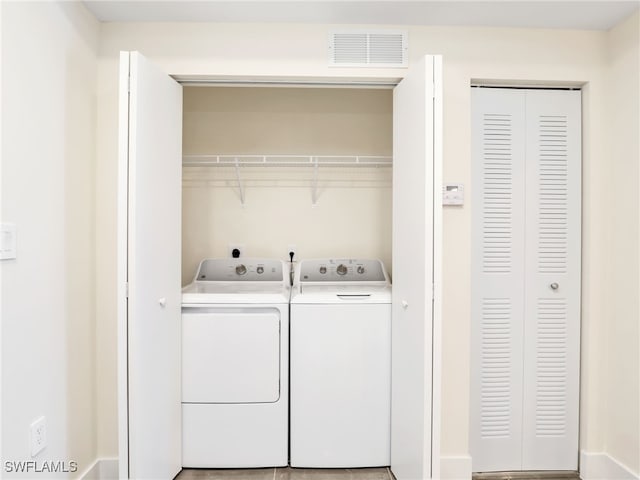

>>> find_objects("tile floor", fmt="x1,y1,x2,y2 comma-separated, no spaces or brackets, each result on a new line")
176,468,582,480
472,473,580,480
175,467,394,480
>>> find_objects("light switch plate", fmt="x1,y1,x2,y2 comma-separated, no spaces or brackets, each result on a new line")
0,223,17,259
443,184,464,206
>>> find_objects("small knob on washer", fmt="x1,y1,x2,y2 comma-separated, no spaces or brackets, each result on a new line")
319,266,327,274
235,264,247,275
357,265,365,274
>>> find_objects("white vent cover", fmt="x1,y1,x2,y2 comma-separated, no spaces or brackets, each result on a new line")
329,30,408,68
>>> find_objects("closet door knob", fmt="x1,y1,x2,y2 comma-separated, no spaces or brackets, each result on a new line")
550,283,559,290
158,297,166,307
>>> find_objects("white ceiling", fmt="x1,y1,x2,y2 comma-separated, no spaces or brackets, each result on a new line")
83,0,639,30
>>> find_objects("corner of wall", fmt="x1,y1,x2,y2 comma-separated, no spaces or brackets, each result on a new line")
600,7,640,477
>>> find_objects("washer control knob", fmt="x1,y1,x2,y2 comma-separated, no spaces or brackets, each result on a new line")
357,265,365,274
319,266,327,274
336,264,348,276
235,264,247,275
257,266,264,274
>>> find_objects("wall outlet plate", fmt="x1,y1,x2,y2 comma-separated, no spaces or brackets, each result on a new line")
0,223,17,260
30,416,46,457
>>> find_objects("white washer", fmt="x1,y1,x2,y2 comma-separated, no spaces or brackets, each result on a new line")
181,258,289,468
290,258,391,468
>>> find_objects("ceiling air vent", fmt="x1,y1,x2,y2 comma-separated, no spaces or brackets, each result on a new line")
329,30,408,68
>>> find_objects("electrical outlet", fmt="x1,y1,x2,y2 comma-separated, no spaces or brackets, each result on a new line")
287,244,297,262
228,244,245,258
30,416,46,457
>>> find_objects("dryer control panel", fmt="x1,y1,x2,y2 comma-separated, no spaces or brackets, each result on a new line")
298,258,387,282
195,258,284,282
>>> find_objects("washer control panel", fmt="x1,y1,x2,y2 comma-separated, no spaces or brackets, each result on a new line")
196,258,284,282
299,259,387,282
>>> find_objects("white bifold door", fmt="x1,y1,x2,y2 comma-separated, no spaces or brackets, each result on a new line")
118,51,183,480
470,88,581,473
392,55,442,480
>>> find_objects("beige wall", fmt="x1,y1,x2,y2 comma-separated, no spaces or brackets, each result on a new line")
604,12,640,474
183,87,392,156
1,1,99,477
182,87,392,284
96,17,638,475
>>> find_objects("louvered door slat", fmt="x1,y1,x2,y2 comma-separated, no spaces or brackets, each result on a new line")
522,90,581,471
471,89,526,472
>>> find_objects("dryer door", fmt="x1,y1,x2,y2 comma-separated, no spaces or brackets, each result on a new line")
182,307,281,403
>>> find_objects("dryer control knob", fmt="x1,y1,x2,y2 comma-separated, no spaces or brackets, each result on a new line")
336,264,348,276
319,266,327,274
357,265,365,274
235,264,247,275
257,266,264,274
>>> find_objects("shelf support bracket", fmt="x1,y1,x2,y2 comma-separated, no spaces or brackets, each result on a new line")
311,157,319,207
234,157,245,206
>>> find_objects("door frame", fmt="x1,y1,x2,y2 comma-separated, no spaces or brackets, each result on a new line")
117,62,443,479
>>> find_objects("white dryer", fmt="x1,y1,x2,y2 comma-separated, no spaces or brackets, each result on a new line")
181,258,289,468
290,258,391,468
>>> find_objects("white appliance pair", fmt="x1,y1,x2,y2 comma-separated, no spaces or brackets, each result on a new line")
181,257,391,469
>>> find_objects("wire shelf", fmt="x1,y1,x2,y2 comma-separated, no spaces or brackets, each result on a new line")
182,154,392,167
182,154,392,206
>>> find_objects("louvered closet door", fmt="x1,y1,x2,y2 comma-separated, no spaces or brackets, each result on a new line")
522,90,581,470
470,89,527,472
471,88,581,473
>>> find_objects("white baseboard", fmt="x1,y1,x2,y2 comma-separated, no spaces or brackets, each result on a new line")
80,458,118,480
79,459,100,480
440,455,473,480
580,451,638,480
